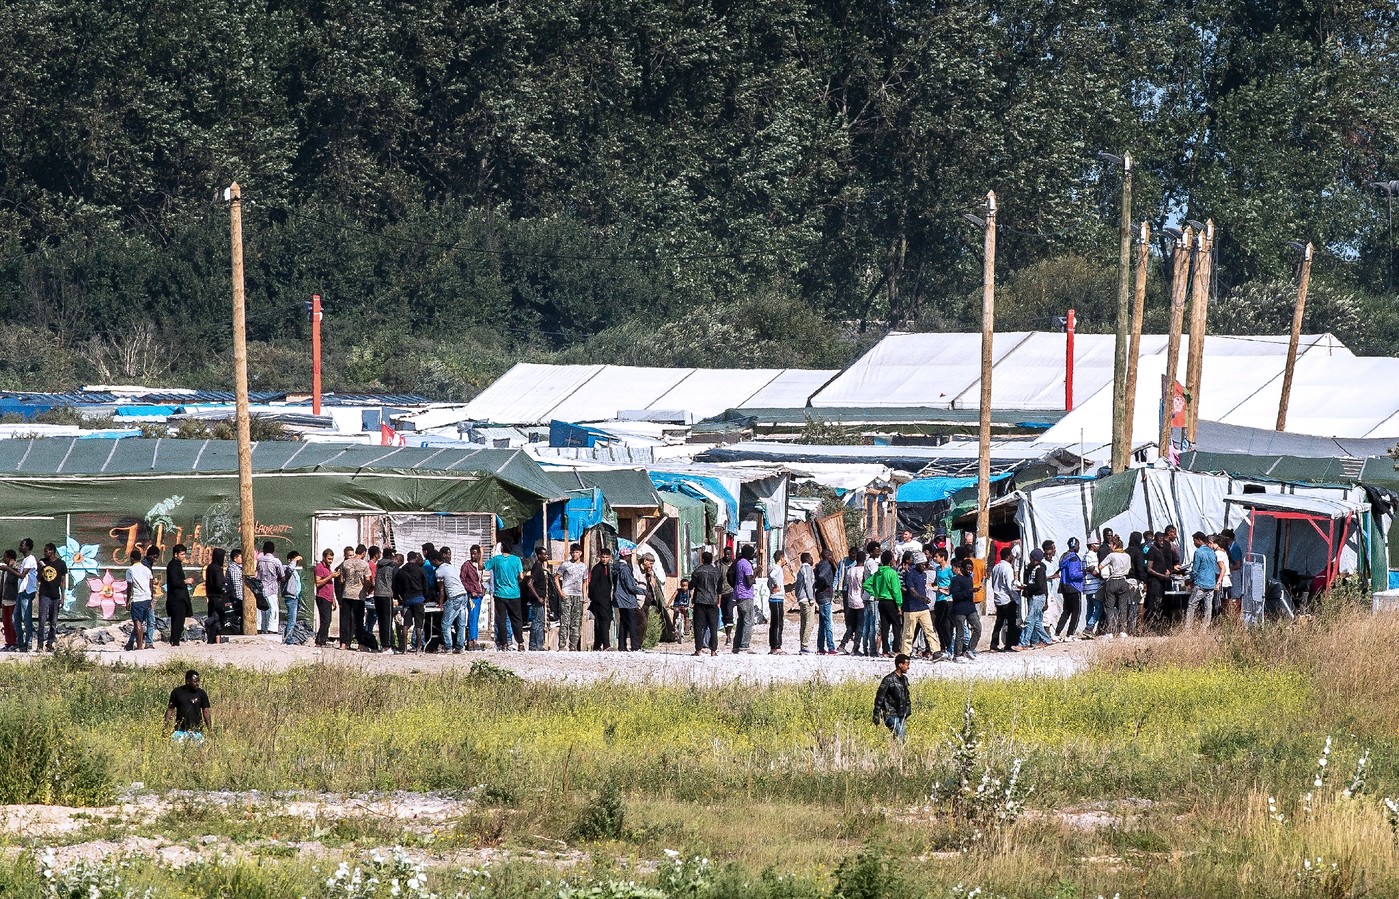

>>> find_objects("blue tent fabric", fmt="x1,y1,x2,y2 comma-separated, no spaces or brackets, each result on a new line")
897,473,1012,504
548,488,608,541
648,472,739,531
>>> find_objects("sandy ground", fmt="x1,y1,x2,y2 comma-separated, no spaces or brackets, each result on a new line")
11,609,1112,684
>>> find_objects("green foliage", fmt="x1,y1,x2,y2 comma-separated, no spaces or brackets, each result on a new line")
0,0,1393,396
0,698,112,806
572,785,627,843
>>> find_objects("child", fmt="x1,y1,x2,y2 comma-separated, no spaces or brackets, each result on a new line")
672,578,692,640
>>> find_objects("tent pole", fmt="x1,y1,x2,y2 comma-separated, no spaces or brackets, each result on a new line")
1159,227,1193,464
1275,243,1313,431
976,191,997,560
1123,221,1149,461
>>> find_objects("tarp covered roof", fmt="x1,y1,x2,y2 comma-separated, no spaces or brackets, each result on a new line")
1224,492,1365,518
464,363,837,425
0,438,563,500
1193,420,1399,459
546,468,662,510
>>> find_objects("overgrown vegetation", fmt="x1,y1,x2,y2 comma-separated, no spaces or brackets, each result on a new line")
3,610,1399,895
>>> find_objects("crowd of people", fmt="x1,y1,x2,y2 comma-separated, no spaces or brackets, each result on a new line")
0,523,1244,657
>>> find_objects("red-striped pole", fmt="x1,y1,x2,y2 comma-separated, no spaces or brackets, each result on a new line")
1065,308,1076,410
311,294,323,415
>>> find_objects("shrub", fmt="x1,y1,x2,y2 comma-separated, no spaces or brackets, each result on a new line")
0,698,112,806
831,850,914,899
573,785,627,842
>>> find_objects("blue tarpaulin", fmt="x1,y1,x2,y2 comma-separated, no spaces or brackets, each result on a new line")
547,487,609,541
897,473,1012,504
649,472,739,532
550,420,612,448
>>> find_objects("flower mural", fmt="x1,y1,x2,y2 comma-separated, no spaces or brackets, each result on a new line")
86,571,129,619
59,536,101,611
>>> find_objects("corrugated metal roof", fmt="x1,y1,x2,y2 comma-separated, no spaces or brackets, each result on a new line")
546,468,662,509
0,438,563,499
0,390,286,405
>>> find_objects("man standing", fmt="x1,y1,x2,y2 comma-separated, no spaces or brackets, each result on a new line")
0,550,18,651
312,549,337,649
165,544,195,647
872,654,912,741
949,558,982,660
587,547,615,651
768,550,789,655
863,550,903,657
731,545,757,654
611,547,647,651
255,541,285,635
125,549,153,651
554,544,588,652
1100,536,1136,637
1143,532,1172,632
394,551,428,652
795,551,816,654
338,545,370,651
988,547,1020,652
1186,531,1218,629
899,552,934,657
894,529,921,560
35,542,67,652
485,545,525,653
716,547,735,646
437,547,469,654
461,544,486,651
814,550,837,656
282,550,304,645
524,547,551,651
164,670,211,743
689,551,722,657
371,547,398,653
15,539,36,653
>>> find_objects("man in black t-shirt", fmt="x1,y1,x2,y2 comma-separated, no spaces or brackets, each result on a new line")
165,670,211,742
36,543,66,652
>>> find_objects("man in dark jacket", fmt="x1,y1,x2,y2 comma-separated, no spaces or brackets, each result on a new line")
588,548,615,650
689,551,723,656
393,552,428,653
872,653,912,741
611,548,648,651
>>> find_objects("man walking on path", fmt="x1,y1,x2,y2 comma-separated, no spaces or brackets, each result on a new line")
872,653,912,741
731,545,757,654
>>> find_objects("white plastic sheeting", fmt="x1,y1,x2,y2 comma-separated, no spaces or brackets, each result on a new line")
1039,333,1359,448
465,364,837,424
1013,468,1366,565
810,330,1349,413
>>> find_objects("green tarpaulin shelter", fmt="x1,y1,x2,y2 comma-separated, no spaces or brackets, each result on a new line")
0,438,563,624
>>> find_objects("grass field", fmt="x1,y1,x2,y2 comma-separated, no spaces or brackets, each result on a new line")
3,606,1399,898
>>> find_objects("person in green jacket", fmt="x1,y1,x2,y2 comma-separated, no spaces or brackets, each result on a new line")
863,550,903,658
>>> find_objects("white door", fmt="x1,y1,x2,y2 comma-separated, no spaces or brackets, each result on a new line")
314,515,362,562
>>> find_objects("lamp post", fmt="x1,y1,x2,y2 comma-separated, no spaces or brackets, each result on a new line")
1370,180,1399,293
1099,151,1133,473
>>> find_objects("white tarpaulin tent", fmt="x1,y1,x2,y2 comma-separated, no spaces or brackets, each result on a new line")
465,364,837,425
811,330,1349,413
1011,468,1369,571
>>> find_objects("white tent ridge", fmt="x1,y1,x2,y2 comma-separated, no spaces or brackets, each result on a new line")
464,363,838,425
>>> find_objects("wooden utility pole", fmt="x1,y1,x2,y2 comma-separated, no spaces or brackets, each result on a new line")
1183,220,1214,445
1276,242,1314,431
1109,155,1134,472
1122,220,1149,461
1159,226,1193,463
976,191,997,559
227,182,258,637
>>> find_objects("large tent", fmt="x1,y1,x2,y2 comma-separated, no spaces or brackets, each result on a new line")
464,363,837,425
809,331,1348,413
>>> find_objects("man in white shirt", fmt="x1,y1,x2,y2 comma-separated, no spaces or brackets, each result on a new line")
1212,535,1231,615
16,538,37,652
893,530,922,560
125,550,155,651
988,547,1021,652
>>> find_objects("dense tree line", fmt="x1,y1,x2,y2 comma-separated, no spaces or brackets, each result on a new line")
0,0,1396,400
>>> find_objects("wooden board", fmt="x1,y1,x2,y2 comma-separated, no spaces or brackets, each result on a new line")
815,512,849,563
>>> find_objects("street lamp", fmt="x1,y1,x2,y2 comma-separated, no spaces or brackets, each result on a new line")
1369,180,1399,292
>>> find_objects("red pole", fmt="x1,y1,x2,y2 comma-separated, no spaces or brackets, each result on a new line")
1065,308,1076,410
311,294,323,415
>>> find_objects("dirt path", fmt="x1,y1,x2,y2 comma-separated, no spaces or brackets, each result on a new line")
16,620,1109,684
